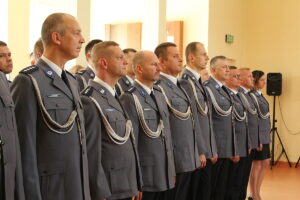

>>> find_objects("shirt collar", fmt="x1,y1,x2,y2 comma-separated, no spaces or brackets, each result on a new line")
211,76,223,87
160,72,178,85
186,65,200,80
126,75,134,84
41,55,63,78
135,79,152,95
93,76,116,96
228,87,238,94
256,90,262,95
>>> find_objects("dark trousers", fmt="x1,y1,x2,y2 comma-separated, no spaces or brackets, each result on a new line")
211,158,230,200
142,190,171,200
240,153,254,199
190,160,212,200
170,171,193,200
118,198,132,200
225,157,247,200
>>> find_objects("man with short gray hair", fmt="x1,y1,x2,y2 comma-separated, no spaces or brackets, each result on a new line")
11,13,90,200
204,56,237,200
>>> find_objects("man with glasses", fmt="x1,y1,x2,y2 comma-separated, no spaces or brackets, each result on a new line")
224,66,250,200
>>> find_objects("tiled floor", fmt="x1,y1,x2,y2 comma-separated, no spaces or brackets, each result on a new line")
253,162,300,200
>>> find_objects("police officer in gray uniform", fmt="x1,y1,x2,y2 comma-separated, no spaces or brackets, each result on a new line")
224,66,250,200
154,42,200,200
204,56,238,200
75,39,102,91
179,42,218,200
238,68,260,200
0,41,25,200
11,13,90,200
115,48,137,96
81,41,142,200
120,51,176,200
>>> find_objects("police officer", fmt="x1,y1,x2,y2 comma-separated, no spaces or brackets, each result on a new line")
154,42,200,200
120,51,176,200
0,41,25,200
179,42,218,200
224,66,250,200
238,68,260,200
11,13,90,200
75,39,102,91
115,48,137,96
204,56,238,200
81,41,142,200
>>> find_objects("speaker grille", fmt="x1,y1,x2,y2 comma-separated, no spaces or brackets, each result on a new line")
267,73,282,96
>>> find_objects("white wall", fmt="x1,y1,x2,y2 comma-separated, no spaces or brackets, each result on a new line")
0,0,8,42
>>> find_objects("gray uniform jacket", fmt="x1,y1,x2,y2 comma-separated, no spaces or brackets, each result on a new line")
249,90,271,144
238,87,260,148
179,69,218,159
120,82,176,192
75,66,95,92
157,75,199,173
81,80,142,200
11,59,91,200
115,76,132,96
0,71,25,200
204,77,237,158
228,90,249,157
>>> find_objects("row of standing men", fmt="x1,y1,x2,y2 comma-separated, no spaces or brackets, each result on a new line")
0,13,270,200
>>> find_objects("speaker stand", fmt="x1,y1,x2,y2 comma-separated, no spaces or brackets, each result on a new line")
270,96,292,168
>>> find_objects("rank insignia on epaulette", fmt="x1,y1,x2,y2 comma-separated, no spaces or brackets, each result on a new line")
215,84,220,89
192,76,196,80
182,74,188,79
77,70,86,75
81,86,93,96
90,73,95,78
20,66,39,74
82,87,93,96
125,80,130,85
203,80,209,85
127,86,136,93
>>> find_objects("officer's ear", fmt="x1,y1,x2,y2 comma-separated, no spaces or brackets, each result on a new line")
136,64,142,75
98,58,108,69
51,32,61,45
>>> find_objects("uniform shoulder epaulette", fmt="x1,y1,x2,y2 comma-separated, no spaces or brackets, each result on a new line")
81,86,93,96
76,70,86,75
154,80,161,85
66,70,76,79
20,65,39,74
181,73,191,80
203,79,210,86
153,85,162,92
126,86,136,93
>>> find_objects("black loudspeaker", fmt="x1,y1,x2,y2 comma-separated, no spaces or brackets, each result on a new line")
267,73,282,96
